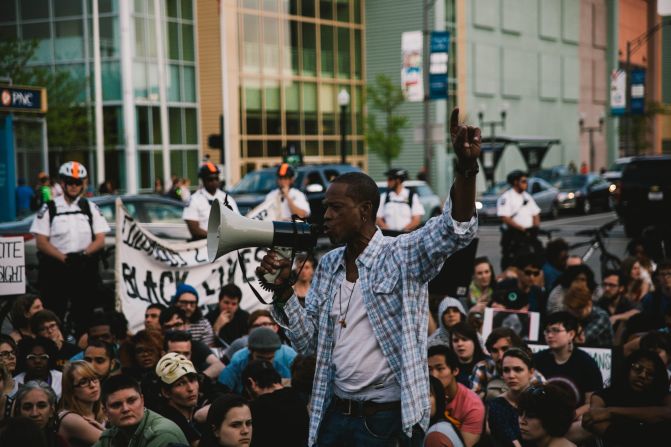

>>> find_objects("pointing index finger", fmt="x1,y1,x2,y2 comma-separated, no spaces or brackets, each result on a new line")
450,107,460,135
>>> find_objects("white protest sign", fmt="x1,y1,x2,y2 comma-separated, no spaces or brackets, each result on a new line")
529,344,611,387
482,308,541,343
115,198,276,333
0,236,26,295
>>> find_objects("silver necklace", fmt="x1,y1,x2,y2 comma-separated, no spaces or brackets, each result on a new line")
338,280,357,328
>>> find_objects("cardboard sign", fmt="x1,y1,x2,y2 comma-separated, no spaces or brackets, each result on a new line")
0,236,26,295
482,307,541,343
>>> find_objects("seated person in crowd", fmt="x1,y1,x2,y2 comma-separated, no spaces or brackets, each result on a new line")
58,360,106,446
208,284,249,347
641,260,671,330
517,383,576,447
466,257,496,313
546,265,598,315
512,253,548,314
13,336,62,398
448,322,492,387
94,374,187,447
542,238,569,292
83,339,120,381
564,284,614,348
144,304,166,332
172,283,215,347
427,345,485,447
429,297,467,348
425,375,465,447
597,270,639,344
218,327,296,394
160,308,224,380
71,312,119,361
242,360,309,447
30,310,79,371
583,349,671,446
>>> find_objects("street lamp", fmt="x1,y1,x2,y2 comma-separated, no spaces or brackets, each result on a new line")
338,88,350,165
477,104,507,187
579,113,604,172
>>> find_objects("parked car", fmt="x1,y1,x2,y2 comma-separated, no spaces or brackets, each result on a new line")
0,195,189,287
601,157,634,184
533,165,570,187
555,173,612,214
614,155,671,237
475,177,560,222
376,180,443,224
228,163,361,224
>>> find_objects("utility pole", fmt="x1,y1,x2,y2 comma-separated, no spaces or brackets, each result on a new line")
422,0,438,184
579,114,604,172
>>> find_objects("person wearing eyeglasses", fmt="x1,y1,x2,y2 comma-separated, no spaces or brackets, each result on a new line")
30,310,79,372
57,361,106,447
596,270,639,344
30,161,110,333
172,283,215,347
583,349,671,446
497,170,542,270
532,312,602,423
13,336,63,399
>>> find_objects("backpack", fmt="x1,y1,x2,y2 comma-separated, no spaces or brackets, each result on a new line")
46,198,94,239
384,188,416,208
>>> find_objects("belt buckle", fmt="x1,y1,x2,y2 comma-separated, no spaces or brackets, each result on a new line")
343,399,353,416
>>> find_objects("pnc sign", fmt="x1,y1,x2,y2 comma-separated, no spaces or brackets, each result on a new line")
0,85,48,113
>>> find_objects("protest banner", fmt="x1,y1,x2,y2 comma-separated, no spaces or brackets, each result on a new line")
529,344,612,387
115,197,277,333
0,236,26,295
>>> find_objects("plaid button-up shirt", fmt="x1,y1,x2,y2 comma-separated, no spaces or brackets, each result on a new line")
272,198,477,445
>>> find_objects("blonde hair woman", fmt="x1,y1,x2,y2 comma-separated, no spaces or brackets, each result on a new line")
57,361,106,447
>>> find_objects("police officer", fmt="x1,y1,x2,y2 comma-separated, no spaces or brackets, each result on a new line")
264,163,310,221
497,170,541,269
30,161,110,332
183,162,240,240
375,168,425,232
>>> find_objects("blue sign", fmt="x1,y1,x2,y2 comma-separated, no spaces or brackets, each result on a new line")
0,115,17,222
0,85,47,113
429,31,450,100
630,68,645,115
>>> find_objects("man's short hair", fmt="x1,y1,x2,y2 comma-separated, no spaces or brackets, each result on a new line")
159,306,187,327
163,330,192,351
544,311,579,333
602,270,623,285
248,309,274,328
545,238,569,264
331,172,380,220
30,310,61,335
242,360,281,390
101,374,142,405
87,312,112,332
219,284,242,302
485,327,525,352
514,253,543,270
147,303,166,313
427,345,460,371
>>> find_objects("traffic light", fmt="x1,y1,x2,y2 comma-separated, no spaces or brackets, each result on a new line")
208,115,224,163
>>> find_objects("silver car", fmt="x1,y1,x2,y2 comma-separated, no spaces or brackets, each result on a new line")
376,180,443,224
476,177,560,222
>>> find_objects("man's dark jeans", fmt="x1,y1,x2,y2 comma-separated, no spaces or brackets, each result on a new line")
317,402,423,447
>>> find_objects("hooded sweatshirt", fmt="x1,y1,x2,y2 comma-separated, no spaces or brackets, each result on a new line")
428,297,466,348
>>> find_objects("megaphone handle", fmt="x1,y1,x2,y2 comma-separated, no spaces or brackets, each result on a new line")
262,247,294,286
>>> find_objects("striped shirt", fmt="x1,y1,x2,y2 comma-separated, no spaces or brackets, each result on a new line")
189,317,215,346
271,197,477,445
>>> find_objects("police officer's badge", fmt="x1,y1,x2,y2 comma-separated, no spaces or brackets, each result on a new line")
37,203,48,219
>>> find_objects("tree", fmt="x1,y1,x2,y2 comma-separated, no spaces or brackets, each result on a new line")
365,74,409,169
0,39,89,152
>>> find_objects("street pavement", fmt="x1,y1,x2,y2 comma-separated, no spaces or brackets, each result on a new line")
476,210,627,281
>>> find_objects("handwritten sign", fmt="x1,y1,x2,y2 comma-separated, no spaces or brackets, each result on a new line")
0,236,26,295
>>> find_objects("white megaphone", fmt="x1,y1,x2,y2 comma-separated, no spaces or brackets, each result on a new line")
207,199,319,263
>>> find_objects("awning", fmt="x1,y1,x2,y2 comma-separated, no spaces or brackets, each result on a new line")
480,135,561,174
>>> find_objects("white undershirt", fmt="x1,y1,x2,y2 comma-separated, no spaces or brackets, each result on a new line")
331,279,400,402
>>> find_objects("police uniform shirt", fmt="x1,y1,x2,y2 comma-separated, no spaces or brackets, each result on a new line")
264,188,311,221
182,189,240,231
496,188,541,229
30,196,110,254
376,187,425,231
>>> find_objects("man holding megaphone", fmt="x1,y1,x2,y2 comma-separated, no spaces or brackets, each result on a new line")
255,108,481,446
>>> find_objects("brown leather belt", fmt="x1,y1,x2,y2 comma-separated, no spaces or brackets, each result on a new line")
332,396,401,417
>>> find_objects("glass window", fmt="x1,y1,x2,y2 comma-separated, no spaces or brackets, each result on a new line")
147,61,158,98
185,150,198,183
168,64,181,101
287,20,299,75
182,66,196,102
244,79,262,135
146,18,157,58
354,29,361,79
355,85,363,134
285,82,300,134
167,21,179,60
103,106,123,146
265,80,281,135
0,2,17,22
320,25,334,77
263,0,278,12
184,108,197,144
301,22,316,76
268,140,282,157
262,17,279,74
139,151,152,189
169,107,183,144
21,0,49,20
182,23,194,61
286,0,299,15
55,20,84,61
134,17,146,57
151,107,162,144
241,14,260,73
133,61,147,98
247,140,264,157
54,0,83,17
137,106,150,144
152,151,163,188
302,0,316,16
323,140,336,156
241,0,259,9
166,0,178,17
305,140,319,156
180,0,193,20
134,0,147,14
98,0,116,14
101,61,121,100
0,25,17,39
337,27,350,78
99,17,119,57
353,0,361,23
145,201,184,223
170,150,183,177
320,84,336,134
319,0,332,20
335,0,348,22
22,22,52,63
302,82,317,134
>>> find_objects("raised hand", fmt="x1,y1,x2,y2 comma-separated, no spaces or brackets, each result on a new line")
449,107,481,168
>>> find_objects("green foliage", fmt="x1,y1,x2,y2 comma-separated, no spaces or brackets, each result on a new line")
0,39,89,150
365,74,409,169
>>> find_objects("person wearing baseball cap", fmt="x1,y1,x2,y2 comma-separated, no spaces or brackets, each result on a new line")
155,352,204,445
263,163,310,221
182,161,240,240
217,327,297,394
376,168,425,233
